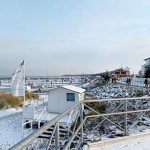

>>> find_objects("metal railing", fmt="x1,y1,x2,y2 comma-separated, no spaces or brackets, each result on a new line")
36,106,47,129
10,103,80,150
10,96,150,150
120,77,150,88
22,120,33,138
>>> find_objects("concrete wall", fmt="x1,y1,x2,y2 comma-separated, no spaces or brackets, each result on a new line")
88,131,150,149
47,87,84,114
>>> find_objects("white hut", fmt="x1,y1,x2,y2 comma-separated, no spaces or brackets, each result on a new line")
22,85,85,134
47,85,86,114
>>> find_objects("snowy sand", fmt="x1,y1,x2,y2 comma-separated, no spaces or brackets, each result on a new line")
90,136,150,150
0,108,22,118
0,113,23,150
0,96,48,149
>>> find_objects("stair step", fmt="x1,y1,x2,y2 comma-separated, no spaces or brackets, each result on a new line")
38,132,68,139
43,130,68,135
48,126,67,130
38,135,51,139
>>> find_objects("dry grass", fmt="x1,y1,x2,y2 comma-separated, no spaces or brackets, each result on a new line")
0,91,39,109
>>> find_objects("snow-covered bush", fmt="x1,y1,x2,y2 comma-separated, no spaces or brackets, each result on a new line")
135,89,144,97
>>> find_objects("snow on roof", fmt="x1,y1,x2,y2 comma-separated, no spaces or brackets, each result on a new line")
61,85,86,93
144,57,150,61
48,85,86,93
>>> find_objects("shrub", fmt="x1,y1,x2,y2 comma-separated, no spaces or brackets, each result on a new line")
86,102,106,115
25,91,39,100
135,89,144,97
0,98,6,109
95,81,103,87
0,92,23,108
7,96,22,107
0,91,39,109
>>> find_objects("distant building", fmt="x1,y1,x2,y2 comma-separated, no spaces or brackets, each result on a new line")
141,57,150,77
111,68,130,79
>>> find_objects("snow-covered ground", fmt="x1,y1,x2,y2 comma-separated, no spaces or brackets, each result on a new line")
0,113,27,150
0,95,48,149
0,108,22,118
90,135,150,150
0,79,149,149
88,83,149,99
0,113,36,150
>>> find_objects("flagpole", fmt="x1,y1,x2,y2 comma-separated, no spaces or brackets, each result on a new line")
22,60,25,139
23,60,25,106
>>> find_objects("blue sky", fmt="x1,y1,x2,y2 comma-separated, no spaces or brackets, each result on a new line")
0,0,150,75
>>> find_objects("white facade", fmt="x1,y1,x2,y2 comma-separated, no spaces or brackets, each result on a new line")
141,57,150,76
141,65,146,76
47,85,85,114
145,58,150,66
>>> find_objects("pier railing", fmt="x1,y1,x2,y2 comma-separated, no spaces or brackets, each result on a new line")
10,96,150,150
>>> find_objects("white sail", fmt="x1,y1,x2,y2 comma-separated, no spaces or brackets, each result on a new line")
11,61,25,97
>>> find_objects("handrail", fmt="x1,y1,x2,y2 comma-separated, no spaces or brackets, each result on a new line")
37,106,46,121
37,106,47,128
67,110,73,125
10,96,150,150
46,124,57,150
22,120,33,138
10,102,80,150
63,117,87,150
34,106,46,114
83,96,150,103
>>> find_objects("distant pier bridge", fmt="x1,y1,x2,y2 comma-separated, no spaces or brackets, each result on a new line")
0,74,95,80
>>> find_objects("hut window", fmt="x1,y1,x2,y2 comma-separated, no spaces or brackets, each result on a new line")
67,93,75,101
